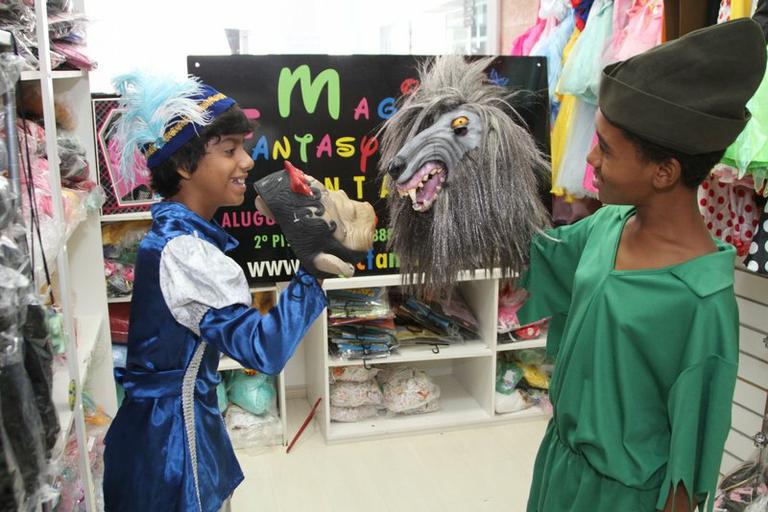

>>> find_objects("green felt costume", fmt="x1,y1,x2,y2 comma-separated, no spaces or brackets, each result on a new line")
520,206,738,511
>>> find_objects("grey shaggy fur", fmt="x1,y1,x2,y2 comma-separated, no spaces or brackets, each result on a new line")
379,55,551,295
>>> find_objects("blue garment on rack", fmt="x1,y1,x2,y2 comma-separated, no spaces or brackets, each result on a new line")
103,201,327,512
531,10,576,123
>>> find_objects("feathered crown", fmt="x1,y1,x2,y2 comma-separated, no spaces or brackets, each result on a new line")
110,71,235,186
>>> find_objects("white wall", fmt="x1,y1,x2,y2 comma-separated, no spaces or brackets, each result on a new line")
85,0,491,93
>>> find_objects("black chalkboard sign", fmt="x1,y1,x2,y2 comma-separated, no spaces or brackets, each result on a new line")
189,54,549,284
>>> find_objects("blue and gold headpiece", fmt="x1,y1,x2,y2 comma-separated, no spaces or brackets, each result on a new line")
111,71,235,185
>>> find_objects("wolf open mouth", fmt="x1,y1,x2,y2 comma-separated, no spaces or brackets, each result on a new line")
395,161,446,212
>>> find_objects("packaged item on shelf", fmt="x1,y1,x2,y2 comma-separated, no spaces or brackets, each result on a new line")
225,370,276,416
224,404,282,451
101,220,151,298
495,390,530,414
329,405,380,423
328,287,393,324
329,379,383,408
514,348,549,367
377,366,440,414
57,134,89,185
496,360,524,394
392,287,479,342
714,446,768,512
216,380,228,414
328,289,398,361
329,366,380,383
53,397,111,512
22,303,59,455
497,284,529,334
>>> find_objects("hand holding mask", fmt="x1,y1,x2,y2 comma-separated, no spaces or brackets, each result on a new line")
254,161,376,278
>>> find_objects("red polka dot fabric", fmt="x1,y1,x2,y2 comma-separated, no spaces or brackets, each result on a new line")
697,171,759,257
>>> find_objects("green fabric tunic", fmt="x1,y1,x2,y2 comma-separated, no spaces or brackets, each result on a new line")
519,205,739,512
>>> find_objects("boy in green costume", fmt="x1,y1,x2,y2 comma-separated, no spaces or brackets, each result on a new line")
521,18,767,512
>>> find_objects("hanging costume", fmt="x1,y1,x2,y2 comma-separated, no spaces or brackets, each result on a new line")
521,19,767,512
102,73,327,512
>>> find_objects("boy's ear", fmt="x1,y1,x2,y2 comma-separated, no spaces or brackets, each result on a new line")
652,157,682,190
177,167,192,180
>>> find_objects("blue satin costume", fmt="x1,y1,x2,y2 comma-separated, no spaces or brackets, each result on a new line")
103,202,327,511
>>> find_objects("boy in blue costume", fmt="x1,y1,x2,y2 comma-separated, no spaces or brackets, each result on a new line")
102,73,327,512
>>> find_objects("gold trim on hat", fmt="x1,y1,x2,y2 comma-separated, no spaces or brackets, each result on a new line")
145,93,228,158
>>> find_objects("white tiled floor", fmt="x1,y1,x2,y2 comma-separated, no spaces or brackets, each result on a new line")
232,399,549,512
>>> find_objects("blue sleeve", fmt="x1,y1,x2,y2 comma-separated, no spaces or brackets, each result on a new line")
198,268,327,375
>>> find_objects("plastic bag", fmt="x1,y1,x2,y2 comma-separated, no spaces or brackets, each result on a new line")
57,134,89,185
224,404,282,451
495,390,530,414
329,380,383,408
496,360,524,394
377,366,440,414
217,380,228,414
225,370,275,416
330,405,379,423
329,366,380,383
715,446,768,512
22,303,59,455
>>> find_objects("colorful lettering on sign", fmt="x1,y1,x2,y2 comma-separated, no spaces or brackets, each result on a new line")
294,133,314,163
335,137,355,158
251,135,270,161
316,134,333,159
272,136,291,160
377,97,396,119
353,97,370,120
359,135,378,173
278,65,341,120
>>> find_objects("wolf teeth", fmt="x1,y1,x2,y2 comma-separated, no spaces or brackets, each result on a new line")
408,189,417,203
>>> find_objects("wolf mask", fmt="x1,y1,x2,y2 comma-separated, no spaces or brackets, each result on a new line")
379,56,550,295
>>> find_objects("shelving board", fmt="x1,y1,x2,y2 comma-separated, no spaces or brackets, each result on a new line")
52,359,74,458
326,374,490,442
101,211,153,223
490,405,550,423
76,314,103,378
218,356,243,372
20,69,85,81
107,295,132,304
496,335,547,352
322,269,504,291
328,339,492,367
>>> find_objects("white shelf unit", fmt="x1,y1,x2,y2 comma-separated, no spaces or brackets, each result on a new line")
720,268,768,477
302,271,551,443
26,1,115,510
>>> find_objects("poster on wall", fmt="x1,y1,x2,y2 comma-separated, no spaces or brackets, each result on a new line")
92,95,161,215
189,54,549,284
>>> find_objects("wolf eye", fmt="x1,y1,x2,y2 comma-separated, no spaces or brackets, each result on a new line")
451,116,469,136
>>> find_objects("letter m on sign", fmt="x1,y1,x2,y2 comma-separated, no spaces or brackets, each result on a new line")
278,65,340,120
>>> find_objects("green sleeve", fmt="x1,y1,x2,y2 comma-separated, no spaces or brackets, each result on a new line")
656,356,737,512
517,212,598,355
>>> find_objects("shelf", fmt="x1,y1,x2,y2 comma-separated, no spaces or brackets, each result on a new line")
322,269,506,291
76,314,103,378
20,69,86,81
107,286,274,305
52,359,74,458
490,405,551,423
101,212,153,223
326,374,490,442
328,339,492,367
107,295,132,303
218,356,243,372
497,335,547,352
